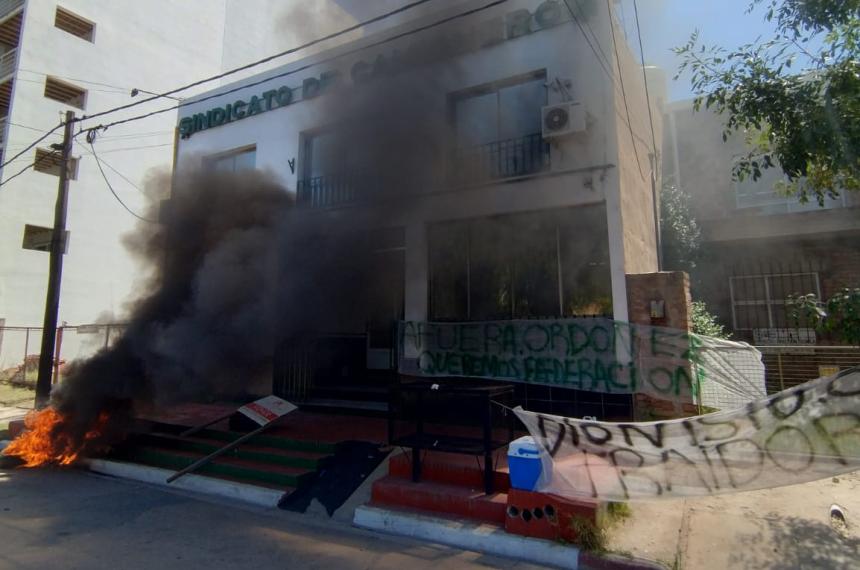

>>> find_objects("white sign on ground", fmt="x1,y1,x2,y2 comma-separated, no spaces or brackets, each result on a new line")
238,395,297,426
515,368,860,501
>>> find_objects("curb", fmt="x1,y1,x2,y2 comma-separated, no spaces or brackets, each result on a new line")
1,440,285,508
84,458,287,508
353,505,664,570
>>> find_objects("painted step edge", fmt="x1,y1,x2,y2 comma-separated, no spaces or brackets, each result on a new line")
131,434,328,469
84,458,287,508
196,428,338,454
125,447,313,487
353,506,664,570
355,505,581,569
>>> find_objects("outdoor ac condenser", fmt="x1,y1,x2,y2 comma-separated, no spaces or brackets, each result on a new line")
541,101,586,139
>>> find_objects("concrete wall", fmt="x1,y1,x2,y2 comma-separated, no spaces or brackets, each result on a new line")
586,3,662,323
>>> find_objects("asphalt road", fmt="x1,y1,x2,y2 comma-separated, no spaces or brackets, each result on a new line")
0,467,545,570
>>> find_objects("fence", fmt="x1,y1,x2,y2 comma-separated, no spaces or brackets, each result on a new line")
759,345,860,394
0,324,127,389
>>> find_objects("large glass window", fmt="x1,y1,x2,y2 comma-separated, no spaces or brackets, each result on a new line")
428,206,612,321
207,146,256,172
450,71,549,183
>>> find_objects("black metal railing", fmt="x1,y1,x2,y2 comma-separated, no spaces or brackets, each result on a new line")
296,173,361,209
296,133,550,208
450,132,550,185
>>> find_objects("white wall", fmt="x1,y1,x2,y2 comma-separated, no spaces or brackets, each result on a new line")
0,0,356,328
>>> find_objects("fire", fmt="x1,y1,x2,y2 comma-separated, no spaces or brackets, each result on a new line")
3,408,110,467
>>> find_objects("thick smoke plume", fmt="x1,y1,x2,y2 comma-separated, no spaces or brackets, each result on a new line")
52,170,292,445
45,5,552,452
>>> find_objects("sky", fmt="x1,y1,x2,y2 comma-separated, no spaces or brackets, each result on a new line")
335,0,783,102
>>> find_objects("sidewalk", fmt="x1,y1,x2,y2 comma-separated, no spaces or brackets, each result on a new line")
607,470,860,569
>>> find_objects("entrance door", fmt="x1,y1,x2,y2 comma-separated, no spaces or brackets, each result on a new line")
366,244,405,370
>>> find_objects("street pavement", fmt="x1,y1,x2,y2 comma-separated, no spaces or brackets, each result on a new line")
607,470,860,569
0,466,548,570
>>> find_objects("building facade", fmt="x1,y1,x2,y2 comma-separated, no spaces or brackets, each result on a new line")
174,0,661,418
0,0,357,329
663,99,860,349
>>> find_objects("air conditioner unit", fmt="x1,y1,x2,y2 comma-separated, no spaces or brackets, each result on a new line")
541,102,586,139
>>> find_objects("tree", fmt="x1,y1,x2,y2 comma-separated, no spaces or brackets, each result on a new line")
789,288,860,345
660,183,701,274
691,300,731,339
659,184,730,339
674,0,860,204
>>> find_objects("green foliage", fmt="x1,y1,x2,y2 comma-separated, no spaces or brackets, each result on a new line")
569,514,607,553
691,300,730,339
606,501,632,522
788,287,860,344
674,0,860,204
660,184,702,274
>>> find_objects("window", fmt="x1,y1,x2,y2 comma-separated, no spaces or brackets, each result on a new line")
449,71,549,182
729,272,820,339
55,7,94,42
44,77,86,109
34,148,78,179
428,206,612,321
206,146,256,172
734,157,847,214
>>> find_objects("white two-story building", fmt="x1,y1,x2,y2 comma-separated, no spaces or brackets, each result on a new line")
174,0,661,419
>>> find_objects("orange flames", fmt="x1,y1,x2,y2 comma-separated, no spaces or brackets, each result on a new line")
3,408,109,467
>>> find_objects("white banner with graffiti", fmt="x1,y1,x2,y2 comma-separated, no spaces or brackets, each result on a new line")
398,319,765,402
514,368,860,501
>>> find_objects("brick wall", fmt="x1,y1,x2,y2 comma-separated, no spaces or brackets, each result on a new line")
626,271,696,419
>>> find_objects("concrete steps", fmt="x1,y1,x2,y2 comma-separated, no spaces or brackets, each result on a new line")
111,429,337,492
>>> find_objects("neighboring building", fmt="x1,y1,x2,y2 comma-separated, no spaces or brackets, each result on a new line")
663,99,860,349
0,0,358,328
174,0,662,418
0,0,360,384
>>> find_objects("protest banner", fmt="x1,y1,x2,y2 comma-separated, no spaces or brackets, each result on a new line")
514,368,860,500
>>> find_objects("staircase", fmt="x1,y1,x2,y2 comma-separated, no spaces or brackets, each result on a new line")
370,451,511,526
110,425,337,495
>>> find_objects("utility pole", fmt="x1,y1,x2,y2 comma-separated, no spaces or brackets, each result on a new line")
35,110,75,408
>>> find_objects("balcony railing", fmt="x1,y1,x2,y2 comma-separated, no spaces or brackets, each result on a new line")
296,133,551,209
450,132,550,185
0,0,23,21
0,47,16,80
297,173,361,209
0,117,6,145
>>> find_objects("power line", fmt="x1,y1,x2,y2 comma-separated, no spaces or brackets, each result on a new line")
8,122,171,141
78,0,439,125
0,160,37,187
632,0,658,160
18,68,134,93
606,0,646,181
77,141,149,197
0,124,63,169
83,0,511,134
565,0,615,81
88,141,157,223
4,0,442,171
81,0,512,135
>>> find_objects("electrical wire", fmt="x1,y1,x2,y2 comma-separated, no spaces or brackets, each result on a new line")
76,141,150,197
5,0,443,172
88,141,158,223
606,0,645,182
0,123,63,169
632,0,658,160
80,0,510,134
0,160,39,187
78,0,439,124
